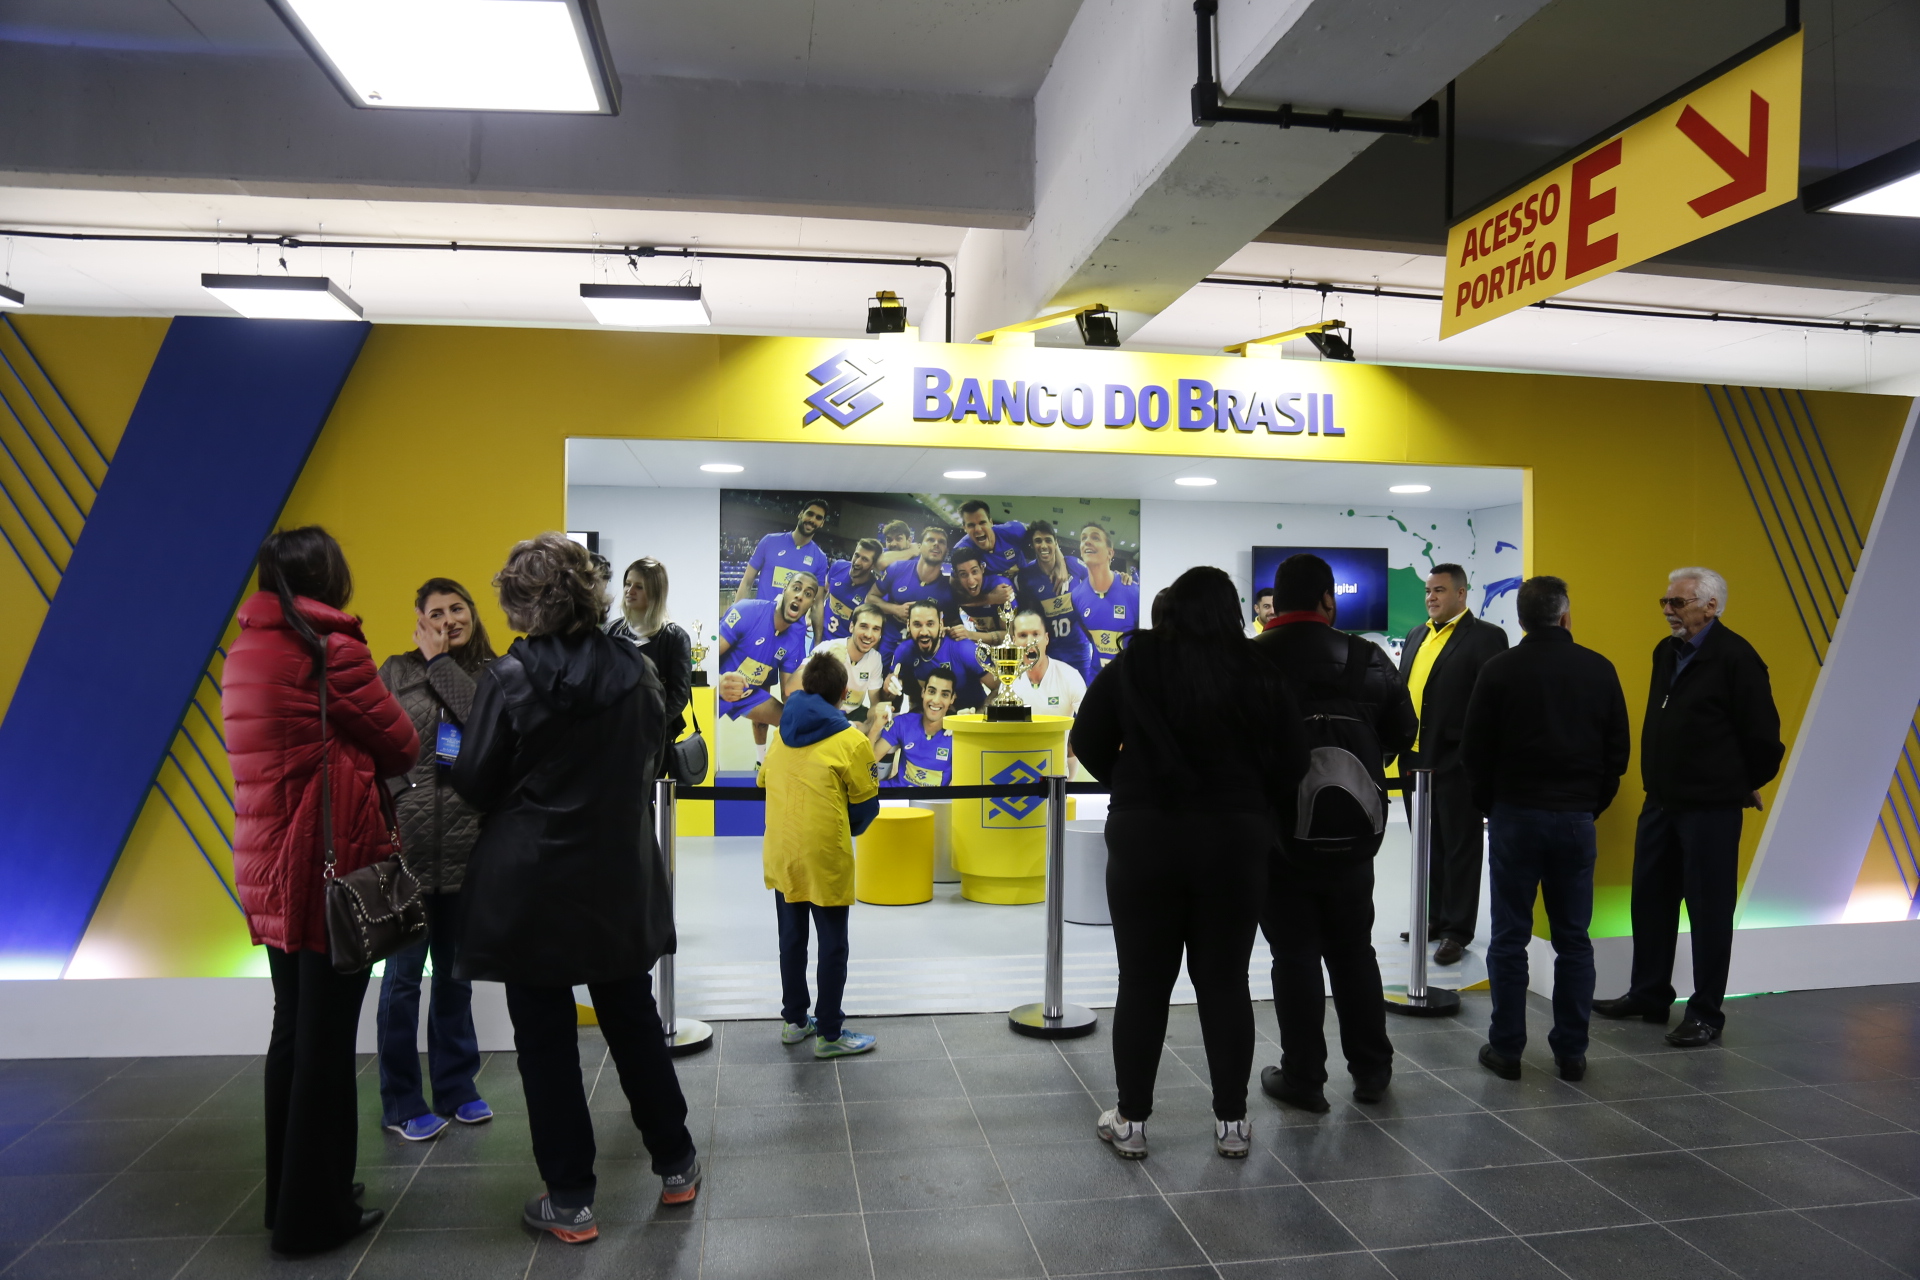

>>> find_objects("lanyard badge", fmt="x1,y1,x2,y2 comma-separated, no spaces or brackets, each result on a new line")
435,719,463,766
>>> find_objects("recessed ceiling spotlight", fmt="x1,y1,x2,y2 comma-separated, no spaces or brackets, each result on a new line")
270,0,620,114
0,284,22,311
1389,484,1432,494
201,274,364,321
943,470,986,480
1174,477,1217,487
580,284,711,327
700,463,743,474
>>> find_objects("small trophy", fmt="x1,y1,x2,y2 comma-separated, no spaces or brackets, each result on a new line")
690,621,709,687
978,602,1038,722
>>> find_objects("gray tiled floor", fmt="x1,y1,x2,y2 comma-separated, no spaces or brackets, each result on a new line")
6,986,1920,1278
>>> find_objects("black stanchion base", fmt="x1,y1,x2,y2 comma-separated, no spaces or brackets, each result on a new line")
1008,1002,1098,1039
666,1018,715,1056
1382,988,1461,1018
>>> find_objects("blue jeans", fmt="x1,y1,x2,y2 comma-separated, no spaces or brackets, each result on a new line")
1486,805,1596,1062
775,891,850,1041
377,890,482,1126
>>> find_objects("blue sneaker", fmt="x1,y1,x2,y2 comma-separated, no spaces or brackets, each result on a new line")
780,1018,816,1046
387,1113,449,1142
813,1030,877,1059
454,1100,493,1125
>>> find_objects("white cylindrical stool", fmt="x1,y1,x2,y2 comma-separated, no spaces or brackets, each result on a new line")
1062,819,1110,926
919,799,959,883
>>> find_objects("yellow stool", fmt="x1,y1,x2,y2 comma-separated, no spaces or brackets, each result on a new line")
856,807,935,905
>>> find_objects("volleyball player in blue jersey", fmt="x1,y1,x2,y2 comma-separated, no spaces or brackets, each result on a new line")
1016,521,1094,680
1073,522,1140,683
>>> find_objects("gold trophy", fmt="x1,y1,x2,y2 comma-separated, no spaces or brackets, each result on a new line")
978,602,1038,721
690,621,709,687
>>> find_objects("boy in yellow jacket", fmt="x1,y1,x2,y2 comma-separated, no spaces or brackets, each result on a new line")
762,651,883,1058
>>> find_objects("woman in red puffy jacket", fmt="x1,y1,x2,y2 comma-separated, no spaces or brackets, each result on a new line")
224,526,417,1258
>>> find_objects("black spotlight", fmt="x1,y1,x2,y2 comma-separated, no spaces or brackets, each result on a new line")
866,290,909,334
1307,327,1356,361
1076,306,1121,348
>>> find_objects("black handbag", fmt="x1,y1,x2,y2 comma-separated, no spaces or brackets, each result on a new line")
667,699,709,789
316,653,427,974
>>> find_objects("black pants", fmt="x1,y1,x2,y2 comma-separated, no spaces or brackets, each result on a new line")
1262,842,1394,1087
505,978,696,1209
264,946,370,1255
1421,758,1485,944
1106,810,1268,1123
1626,802,1744,1029
775,892,850,1041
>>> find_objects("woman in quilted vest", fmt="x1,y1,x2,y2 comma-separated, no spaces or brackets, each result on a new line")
372,578,497,1142
224,527,417,1257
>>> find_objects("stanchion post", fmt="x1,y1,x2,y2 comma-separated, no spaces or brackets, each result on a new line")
1009,775,1097,1039
1384,769,1460,1017
652,778,713,1056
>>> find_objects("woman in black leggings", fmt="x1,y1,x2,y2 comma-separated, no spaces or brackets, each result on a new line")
1072,566,1307,1160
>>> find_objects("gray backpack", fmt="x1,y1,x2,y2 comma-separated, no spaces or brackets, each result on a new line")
1292,634,1388,854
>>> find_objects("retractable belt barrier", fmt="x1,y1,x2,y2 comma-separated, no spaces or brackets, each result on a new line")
648,772,1438,1049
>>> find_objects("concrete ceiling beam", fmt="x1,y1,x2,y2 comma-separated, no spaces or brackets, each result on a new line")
0,43,1035,229
957,0,1549,342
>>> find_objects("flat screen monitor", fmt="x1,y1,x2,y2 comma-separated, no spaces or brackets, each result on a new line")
1253,546,1390,633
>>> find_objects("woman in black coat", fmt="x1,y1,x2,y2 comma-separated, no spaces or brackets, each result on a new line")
452,533,698,1245
1071,566,1308,1162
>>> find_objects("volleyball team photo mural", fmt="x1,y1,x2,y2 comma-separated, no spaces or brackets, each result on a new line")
714,489,1143,786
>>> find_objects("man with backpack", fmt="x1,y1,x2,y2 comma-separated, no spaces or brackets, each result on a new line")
1460,577,1629,1081
1253,554,1418,1111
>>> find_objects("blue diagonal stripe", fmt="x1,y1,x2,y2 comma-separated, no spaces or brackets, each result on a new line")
0,316,369,974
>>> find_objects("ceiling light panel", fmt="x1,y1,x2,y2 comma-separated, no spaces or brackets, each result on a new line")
272,0,619,114
580,284,711,328
0,285,22,311
201,274,365,321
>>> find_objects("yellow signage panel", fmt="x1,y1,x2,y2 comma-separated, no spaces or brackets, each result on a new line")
1441,31,1802,339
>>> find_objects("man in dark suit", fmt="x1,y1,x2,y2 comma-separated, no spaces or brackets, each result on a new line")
1593,568,1783,1047
1398,563,1510,966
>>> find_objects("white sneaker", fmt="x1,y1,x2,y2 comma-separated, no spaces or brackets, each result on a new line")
1215,1118,1251,1159
1096,1108,1148,1159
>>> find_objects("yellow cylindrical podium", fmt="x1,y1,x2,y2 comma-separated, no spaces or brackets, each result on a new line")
947,714,1071,904
856,807,935,905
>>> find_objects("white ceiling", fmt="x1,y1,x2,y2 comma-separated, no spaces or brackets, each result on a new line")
5,187,1918,393
567,439,1525,511
1135,242,1920,395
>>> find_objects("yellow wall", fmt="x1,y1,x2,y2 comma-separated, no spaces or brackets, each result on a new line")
4,320,1907,972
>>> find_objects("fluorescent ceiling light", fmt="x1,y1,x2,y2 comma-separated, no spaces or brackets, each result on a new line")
581,284,711,328
1805,138,1920,217
700,463,743,474
271,0,618,114
1389,484,1432,494
201,274,364,321
1174,477,1217,487
0,284,22,310
943,470,986,480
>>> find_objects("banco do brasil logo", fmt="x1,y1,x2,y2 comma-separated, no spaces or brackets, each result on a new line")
988,759,1047,823
802,350,886,428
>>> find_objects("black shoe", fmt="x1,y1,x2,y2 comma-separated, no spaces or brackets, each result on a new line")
1433,939,1466,966
1478,1044,1521,1080
1665,1019,1722,1048
1555,1056,1587,1081
352,1183,365,1203
270,1209,383,1260
1260,1066,1330,1113
1591,996,1671,1024
1352,1070,1392,1104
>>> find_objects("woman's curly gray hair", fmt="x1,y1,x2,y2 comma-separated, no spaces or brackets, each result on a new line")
494,532,609,637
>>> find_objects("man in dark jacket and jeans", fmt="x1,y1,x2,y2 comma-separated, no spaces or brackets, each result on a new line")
1594,567,1783,1047
1462,577,1630,1081
1254,554,1418,1111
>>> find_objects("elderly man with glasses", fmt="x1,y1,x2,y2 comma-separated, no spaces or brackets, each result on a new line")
1592,568,1783,1048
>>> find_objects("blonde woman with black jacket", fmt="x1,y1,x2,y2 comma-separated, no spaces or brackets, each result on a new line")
373,577,498,1143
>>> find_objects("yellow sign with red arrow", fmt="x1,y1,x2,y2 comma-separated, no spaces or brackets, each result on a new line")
1440,31,1802,339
